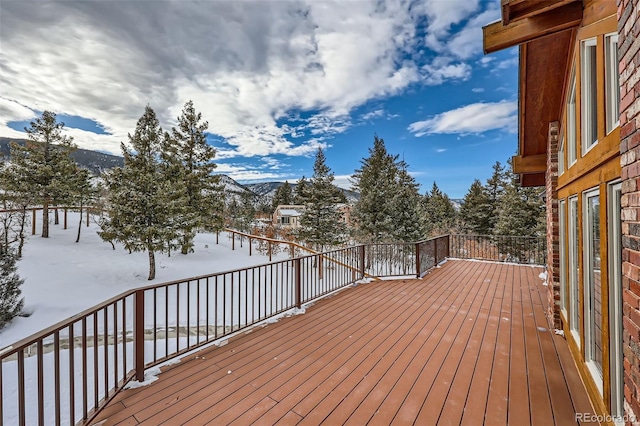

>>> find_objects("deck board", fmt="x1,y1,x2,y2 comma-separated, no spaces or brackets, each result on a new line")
91,260,599,426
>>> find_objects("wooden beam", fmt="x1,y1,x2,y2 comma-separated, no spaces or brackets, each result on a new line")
512,154,547,174
521,173,546,187
483,1,582,54
502,0,578,25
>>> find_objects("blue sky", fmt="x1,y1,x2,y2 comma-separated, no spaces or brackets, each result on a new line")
0,0,517,199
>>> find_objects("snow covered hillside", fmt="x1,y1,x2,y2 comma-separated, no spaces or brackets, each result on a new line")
1,212,288,346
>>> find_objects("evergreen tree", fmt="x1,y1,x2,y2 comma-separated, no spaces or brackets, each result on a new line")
459,179,493,235
101,106,183,280
494,166,545,238
352,136,399,242
293,176,309,204
391,162,424,242
68,166,100,243
9,111,77,238
236,190,256,233
0,249,24,330
484,161,507,230
0,164,31,257
272,181,293,210
298,149,347,250
163,100,224,254
422,182,457,236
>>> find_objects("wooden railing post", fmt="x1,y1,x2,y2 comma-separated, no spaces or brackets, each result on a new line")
64,208,68,229
232,232,235,250
445,235,450,259
434,238,438,266
32,208,36,235
415,242,421,278
295,258,301,308
249,237,252,256
359,245,366,279
134,290,145,382
86,208,90,227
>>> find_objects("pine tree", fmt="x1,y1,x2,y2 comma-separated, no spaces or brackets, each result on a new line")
0,249,24,330
422,182,457,236
293,176,309,204
272,181,293,210
459,179,493,235
237,190,256,233
163,100,224,254
9,111,77,238
68,166,100,243
101,106,182,280
352,136,399,242
391,162,424,242
297,149,347,250
0,164,31,257
494,165,545,238
484,161,507,230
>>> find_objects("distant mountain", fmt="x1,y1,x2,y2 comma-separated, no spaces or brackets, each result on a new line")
450,199,463,211
245,181,360,204
0,137,124,175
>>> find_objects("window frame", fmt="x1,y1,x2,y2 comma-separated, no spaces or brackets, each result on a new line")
605,33,620,134
567,72,578,166
581,38,599,155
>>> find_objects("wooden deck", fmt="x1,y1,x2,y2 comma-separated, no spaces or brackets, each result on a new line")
92,259,598,425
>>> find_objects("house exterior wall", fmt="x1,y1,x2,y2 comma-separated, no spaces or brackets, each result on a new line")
619,0,640,422
546,121,561,329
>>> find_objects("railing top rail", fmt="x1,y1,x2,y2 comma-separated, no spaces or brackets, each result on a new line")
0,241,365,357
450,233,544,239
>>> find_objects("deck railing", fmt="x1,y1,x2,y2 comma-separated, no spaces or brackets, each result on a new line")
0,236,448,426
449,234,546,265
2,233,544,425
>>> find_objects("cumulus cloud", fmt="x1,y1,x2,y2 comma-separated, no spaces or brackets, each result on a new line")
1,0,484,157
408,101,517,136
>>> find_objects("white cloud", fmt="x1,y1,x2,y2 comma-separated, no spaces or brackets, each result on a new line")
422,60,471,86
436,148,447,153
471,88,485,93
1,0,456,157
408,101,517,136
0,1,491,158
215,163,289,182
361,109,385,121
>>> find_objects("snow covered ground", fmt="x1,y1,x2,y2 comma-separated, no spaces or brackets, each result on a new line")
1,212,289,346
0,212,371,425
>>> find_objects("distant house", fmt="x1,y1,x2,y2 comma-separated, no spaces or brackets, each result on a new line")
273,205,305,228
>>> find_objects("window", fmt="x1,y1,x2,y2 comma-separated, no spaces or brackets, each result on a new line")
559,199,567,316
280,216,290,225
569,196,580,347
583,188,602,392
559,134,565,175
568,73,577,165
582,39,598,154
606,33,620,134
609,181,623,420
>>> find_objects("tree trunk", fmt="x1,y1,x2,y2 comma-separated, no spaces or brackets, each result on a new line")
42,201,49,238
148,247,156,280
54,208,59,225
17,208,27,258
76,203,83,243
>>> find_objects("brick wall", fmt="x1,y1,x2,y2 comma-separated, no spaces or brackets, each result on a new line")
619,0,640,422
546,121,561,329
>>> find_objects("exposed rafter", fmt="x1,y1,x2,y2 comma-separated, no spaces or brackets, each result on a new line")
484,1,582,54
502,0,579,25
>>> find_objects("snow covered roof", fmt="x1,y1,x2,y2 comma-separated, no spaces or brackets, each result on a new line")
279,209,303,216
